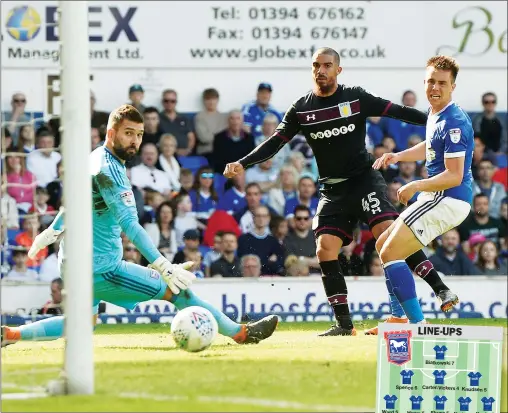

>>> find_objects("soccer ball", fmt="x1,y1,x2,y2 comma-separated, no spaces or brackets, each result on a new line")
171,306,218,352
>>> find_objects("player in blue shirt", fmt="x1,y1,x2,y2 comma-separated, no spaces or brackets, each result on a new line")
1,105,277,347
410,395,423,410
242,83,282,138
384,394,398,409
481,397,495,411
468,371,482,386
400,369,414,384
458,396,472,411
373,55,474,325
433,345,448,360
434,395,448,411
433,370,447,384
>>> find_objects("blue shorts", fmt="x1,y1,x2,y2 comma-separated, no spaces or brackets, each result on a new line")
92,260,167,314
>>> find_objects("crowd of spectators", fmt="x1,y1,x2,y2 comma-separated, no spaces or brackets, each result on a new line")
1,85,507,283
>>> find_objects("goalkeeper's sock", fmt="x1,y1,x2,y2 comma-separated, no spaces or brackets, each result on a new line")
18,316,65,341
171,290,242,338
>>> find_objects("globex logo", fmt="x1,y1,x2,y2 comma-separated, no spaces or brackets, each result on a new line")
5,6,41,41
4,4,142,64
5,4,139,42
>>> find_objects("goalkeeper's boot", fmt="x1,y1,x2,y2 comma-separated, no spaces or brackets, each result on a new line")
437,289,459,312
318,323,357,337
364,316,408,336
234,315,279,344
1,326,20,348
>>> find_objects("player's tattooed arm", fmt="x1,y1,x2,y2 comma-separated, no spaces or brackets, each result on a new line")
359,88,427,125
238,104,300,169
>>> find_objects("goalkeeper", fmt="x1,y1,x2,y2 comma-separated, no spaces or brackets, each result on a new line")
2,105,277,347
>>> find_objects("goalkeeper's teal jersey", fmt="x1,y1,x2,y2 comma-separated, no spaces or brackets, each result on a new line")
60,146,162,274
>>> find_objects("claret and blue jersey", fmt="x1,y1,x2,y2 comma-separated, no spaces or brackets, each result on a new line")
425,101,474,203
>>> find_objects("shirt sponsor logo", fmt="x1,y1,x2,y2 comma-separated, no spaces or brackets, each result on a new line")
310,124,356,139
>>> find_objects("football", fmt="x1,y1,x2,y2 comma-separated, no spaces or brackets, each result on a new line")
170,306,218,352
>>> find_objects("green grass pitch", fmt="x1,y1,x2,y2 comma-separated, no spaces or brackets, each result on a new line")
1,319,507,412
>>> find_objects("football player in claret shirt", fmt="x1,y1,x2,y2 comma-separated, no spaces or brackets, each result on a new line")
224,47,459,336
374,55,474,326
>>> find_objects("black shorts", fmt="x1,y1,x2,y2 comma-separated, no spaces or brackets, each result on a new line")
312,168,399,245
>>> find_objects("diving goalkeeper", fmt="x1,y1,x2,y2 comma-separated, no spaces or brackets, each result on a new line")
1,105,277,347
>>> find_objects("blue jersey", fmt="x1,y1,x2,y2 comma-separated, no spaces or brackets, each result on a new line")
433,345,448,360
481,397,495,411
425,101,474,203
433,370,447,384
188,189,217,221
216,188,247,215
468,371,482,386
409,395,423,410
384,394,397,409
241,101,282,138
434,395,448,410
284,196,319,218
458,396,472,411
400,369,414,384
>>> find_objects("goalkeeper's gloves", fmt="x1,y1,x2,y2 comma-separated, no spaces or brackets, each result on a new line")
149,257,196,295
28,209,65,259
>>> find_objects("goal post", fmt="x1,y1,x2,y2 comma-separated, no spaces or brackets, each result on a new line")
59,0,94,395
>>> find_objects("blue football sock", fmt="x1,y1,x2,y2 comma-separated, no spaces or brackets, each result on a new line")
384,261,424,323
171,290,242,338
385,273,406,318
19,316,65,341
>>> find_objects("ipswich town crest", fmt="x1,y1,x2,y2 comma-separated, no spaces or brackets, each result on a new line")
384,330,412,365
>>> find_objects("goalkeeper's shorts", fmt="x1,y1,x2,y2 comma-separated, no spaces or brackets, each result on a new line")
92,260,167,314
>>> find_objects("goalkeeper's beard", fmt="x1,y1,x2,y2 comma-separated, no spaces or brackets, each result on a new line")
114,144,138,161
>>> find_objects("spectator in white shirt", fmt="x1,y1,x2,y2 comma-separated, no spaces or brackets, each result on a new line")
130,143,172,196
155,134,181,193
5,247,39,282
26,129,61,187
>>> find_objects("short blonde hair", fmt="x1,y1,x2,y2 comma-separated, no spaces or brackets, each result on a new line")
159,133,177,148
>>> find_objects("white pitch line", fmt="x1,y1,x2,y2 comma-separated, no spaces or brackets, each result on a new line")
119,392,373,412
2,392,48,400
2,382,47,393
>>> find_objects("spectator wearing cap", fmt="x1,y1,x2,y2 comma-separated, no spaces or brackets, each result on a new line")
210,232,242,278
5,247,39,282
173,229,200,264
128,84,146,113
159,89,196,156
3,92,30,145
194,88,228,162
472,92,507,154
467,233,487,263
142,107,163,148
26,129,62,187
241,83,282,138
212,110,255,174
472,159,506,219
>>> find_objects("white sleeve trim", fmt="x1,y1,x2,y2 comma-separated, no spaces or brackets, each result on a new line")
444,151,466,158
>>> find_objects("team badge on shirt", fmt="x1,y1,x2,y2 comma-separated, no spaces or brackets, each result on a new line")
338,102,352,117
120,190,134,206
384,330,412,366
449,128,461,143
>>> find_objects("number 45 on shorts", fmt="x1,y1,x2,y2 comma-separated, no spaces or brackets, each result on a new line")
362,192,382,215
